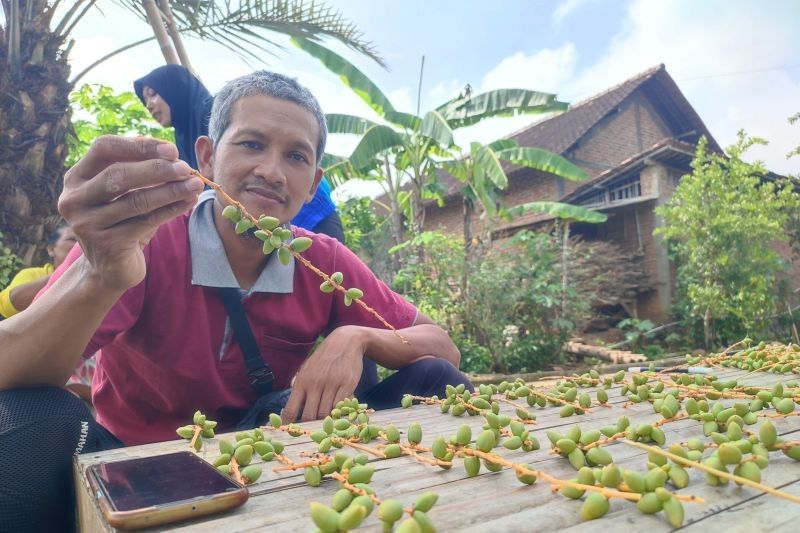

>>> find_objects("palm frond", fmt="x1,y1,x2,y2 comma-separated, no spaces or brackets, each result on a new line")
113,0,384,67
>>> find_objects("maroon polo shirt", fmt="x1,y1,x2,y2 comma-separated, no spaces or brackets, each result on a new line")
47,202,417,445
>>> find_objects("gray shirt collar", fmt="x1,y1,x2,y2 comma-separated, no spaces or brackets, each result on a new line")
188,189,294,293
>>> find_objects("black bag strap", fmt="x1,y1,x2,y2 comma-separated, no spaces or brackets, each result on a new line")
218,287,274,396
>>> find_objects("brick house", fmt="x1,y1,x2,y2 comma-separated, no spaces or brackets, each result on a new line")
422,64,736,322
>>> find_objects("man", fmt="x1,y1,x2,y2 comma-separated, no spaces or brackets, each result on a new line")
0,72,469,531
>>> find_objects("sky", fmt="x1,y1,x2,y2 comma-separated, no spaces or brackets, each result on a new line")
66,0,800,198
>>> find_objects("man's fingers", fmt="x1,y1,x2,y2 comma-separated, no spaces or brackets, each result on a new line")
318,385,342,420
301,391,321,422
116,198,198,239
282,389,305,424
74,158,193,208
84,177,203,228
66,136,179,187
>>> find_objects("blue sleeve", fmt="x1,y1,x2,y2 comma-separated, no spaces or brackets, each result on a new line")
291,177,337,231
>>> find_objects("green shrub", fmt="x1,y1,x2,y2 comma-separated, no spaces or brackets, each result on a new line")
392,230,587,374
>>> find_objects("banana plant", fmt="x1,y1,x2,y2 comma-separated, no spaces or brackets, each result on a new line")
443,139,601,254
506,201,608,312
294,36,568,239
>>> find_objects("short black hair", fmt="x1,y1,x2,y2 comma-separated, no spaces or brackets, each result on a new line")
47,221,69,246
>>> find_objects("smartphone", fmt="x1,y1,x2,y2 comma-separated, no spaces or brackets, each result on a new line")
86,451,249,530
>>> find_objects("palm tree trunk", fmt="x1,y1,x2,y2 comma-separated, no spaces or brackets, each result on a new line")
158,0,194,73
142,0,179,64
1,1,73,265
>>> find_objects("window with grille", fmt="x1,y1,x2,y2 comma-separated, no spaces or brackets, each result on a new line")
580,191,607,208
608,175,641,203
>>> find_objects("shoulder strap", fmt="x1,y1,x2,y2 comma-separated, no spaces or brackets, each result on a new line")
217,287,274,396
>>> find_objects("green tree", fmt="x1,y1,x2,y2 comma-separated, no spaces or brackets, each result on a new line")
786,113,800,262
337,196,395,281
1,0,382,265
0,231,22,291
295,37,569,247
67,84,174,167
656,133,798,347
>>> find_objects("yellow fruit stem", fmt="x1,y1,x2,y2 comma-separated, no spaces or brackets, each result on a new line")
457,447,702,504
623,440,800,504
189,424,202,450
400,443,453,468
653,413,689,427
529,390,587,411
229,457,244,484
273,455,333,473
330,471,385,507
581,431,627,450
265,423,386,458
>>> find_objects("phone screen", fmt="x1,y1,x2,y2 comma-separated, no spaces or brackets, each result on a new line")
91,451,244,512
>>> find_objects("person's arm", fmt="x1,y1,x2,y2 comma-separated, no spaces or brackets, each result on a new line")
0,259,127,389
8,274,51,314
282,313,459,422
0,136,202,391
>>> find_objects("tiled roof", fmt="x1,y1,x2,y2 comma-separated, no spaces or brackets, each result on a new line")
507,64,666,155
429,64,719,202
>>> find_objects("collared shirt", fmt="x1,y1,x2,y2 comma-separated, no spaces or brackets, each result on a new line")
189,189,294,293
46,196,418,445
188,190,293,359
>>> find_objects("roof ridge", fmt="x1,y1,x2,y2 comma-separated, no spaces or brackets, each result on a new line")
568,63,664,110
504,63,665,143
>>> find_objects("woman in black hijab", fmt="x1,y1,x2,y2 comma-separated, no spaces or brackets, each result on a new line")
134,64,212,170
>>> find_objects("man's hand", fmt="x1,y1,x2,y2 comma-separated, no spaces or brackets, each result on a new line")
58,136,203,291
282,326,366,422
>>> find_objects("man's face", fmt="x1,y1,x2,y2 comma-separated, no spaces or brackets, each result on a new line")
199,95,322,223
49,226,77,268
142,85,172,127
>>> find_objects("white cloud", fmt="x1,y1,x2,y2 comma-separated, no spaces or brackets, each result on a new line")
552,0,594,26
444,43,578,150
481,43,577,94
562,0,800,174
463,0,800,175
386,88,415,113
427,80,463,109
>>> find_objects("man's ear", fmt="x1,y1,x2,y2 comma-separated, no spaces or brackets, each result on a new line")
308,168,324,202
195,136,214,177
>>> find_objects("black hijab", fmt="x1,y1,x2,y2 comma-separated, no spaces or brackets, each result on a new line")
134,65,213,169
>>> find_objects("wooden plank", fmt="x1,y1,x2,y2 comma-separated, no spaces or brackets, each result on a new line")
75,368,800,532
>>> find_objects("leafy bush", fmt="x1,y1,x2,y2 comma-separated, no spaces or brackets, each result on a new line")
656,133,799,347
0,231,22,291
392,230,589,374
68,84,174,167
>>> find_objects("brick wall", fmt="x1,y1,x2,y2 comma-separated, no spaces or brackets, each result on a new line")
571,93,672,170
426,200,464,235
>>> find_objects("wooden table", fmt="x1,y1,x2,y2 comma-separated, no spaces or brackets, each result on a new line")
75,368,800,532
